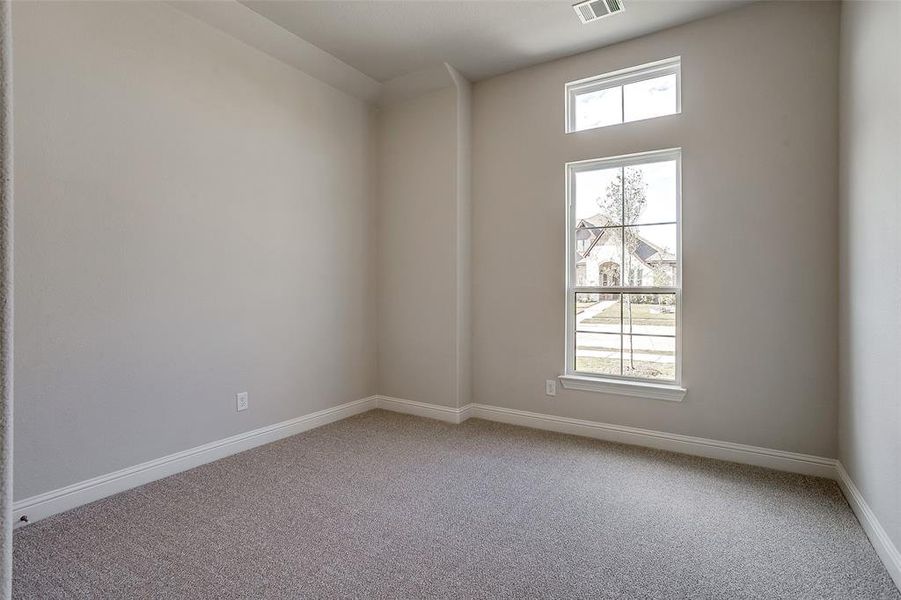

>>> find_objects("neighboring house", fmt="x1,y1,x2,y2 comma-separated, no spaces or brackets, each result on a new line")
575,214,676,288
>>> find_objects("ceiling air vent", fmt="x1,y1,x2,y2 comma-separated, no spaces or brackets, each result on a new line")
573,0,624,24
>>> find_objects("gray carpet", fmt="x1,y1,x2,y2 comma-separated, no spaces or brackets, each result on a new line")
12,410,901,599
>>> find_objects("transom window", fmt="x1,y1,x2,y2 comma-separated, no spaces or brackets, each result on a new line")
566,57,681,133
565,148,681,384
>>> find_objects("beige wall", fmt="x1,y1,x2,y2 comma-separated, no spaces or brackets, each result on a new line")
13,1,376,499
471,1,840,456
839,0,901,568
449,67,473,411
12,0,851,505
376,85,463,408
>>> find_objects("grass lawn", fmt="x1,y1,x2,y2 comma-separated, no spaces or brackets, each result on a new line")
581,301,674,328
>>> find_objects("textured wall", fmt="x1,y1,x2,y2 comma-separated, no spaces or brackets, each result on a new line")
471,1,840,456
0,0,13,594
12,1,377,500
838,0,901,579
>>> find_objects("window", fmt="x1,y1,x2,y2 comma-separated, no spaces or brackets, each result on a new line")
564,149,682,397
566,57,681,133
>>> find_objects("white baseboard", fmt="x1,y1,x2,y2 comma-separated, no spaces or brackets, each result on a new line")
377,398,900,593
13,396,378,527
464,403,838,479
371,397,836,479
836,463,901,590
17,392,899,594
15,395,836,528
375,395,470,424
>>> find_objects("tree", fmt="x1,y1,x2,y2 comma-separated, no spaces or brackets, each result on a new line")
597,168,649,372
599,167,647,226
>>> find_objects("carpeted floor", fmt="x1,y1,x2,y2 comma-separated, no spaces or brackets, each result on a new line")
12,410,901,599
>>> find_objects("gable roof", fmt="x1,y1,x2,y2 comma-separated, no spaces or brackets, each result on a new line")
576,214,675,267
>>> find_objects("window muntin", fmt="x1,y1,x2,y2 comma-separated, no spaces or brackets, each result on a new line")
566,57,681,133
566,149,681,384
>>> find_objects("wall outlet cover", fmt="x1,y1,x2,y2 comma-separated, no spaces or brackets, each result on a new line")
545,380,557,396
236,392,249,412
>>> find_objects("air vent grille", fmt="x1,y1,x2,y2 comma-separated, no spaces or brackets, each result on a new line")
573,0,624,24
576,3,595,22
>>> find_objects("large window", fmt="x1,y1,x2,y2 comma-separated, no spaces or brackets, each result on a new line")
565,149,681,390
566,57,681,133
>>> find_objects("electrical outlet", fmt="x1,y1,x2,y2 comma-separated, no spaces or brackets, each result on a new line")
545,380,557,396
236,392,249,412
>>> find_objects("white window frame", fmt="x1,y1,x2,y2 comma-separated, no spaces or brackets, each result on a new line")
561,148,686,401
565,56,682,134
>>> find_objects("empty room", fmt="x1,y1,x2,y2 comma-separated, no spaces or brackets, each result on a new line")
0,0,899,597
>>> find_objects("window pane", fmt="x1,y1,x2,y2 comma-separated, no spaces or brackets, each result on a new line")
566,148,681,384
624,224,677,287
623,294,676,337
566,58,680,133
576,332,621,376
574,85,622,131
623,160,677,225
622,335,676,380
623,74,677,122
575,293,621,334
575,166,622,224
575,227,622,287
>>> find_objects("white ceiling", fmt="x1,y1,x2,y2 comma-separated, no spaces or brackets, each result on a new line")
241,0,751,84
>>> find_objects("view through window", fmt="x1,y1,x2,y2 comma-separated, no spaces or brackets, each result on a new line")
566,149,681,382
566,57,681,133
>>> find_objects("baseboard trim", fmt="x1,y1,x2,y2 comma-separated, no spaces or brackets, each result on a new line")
13,396,379,527
375,395,469,424
18,393,899,593
836,463,901,590
372,397,838,479
14,396,836,527
464,403,838,479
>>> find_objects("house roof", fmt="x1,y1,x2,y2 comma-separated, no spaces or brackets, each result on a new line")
578,214,613,229
576,214,675,267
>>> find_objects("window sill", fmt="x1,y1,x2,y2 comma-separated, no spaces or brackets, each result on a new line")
558,375,686,402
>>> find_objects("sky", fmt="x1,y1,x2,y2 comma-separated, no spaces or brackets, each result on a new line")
575,160,678,253
575,73,676,130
